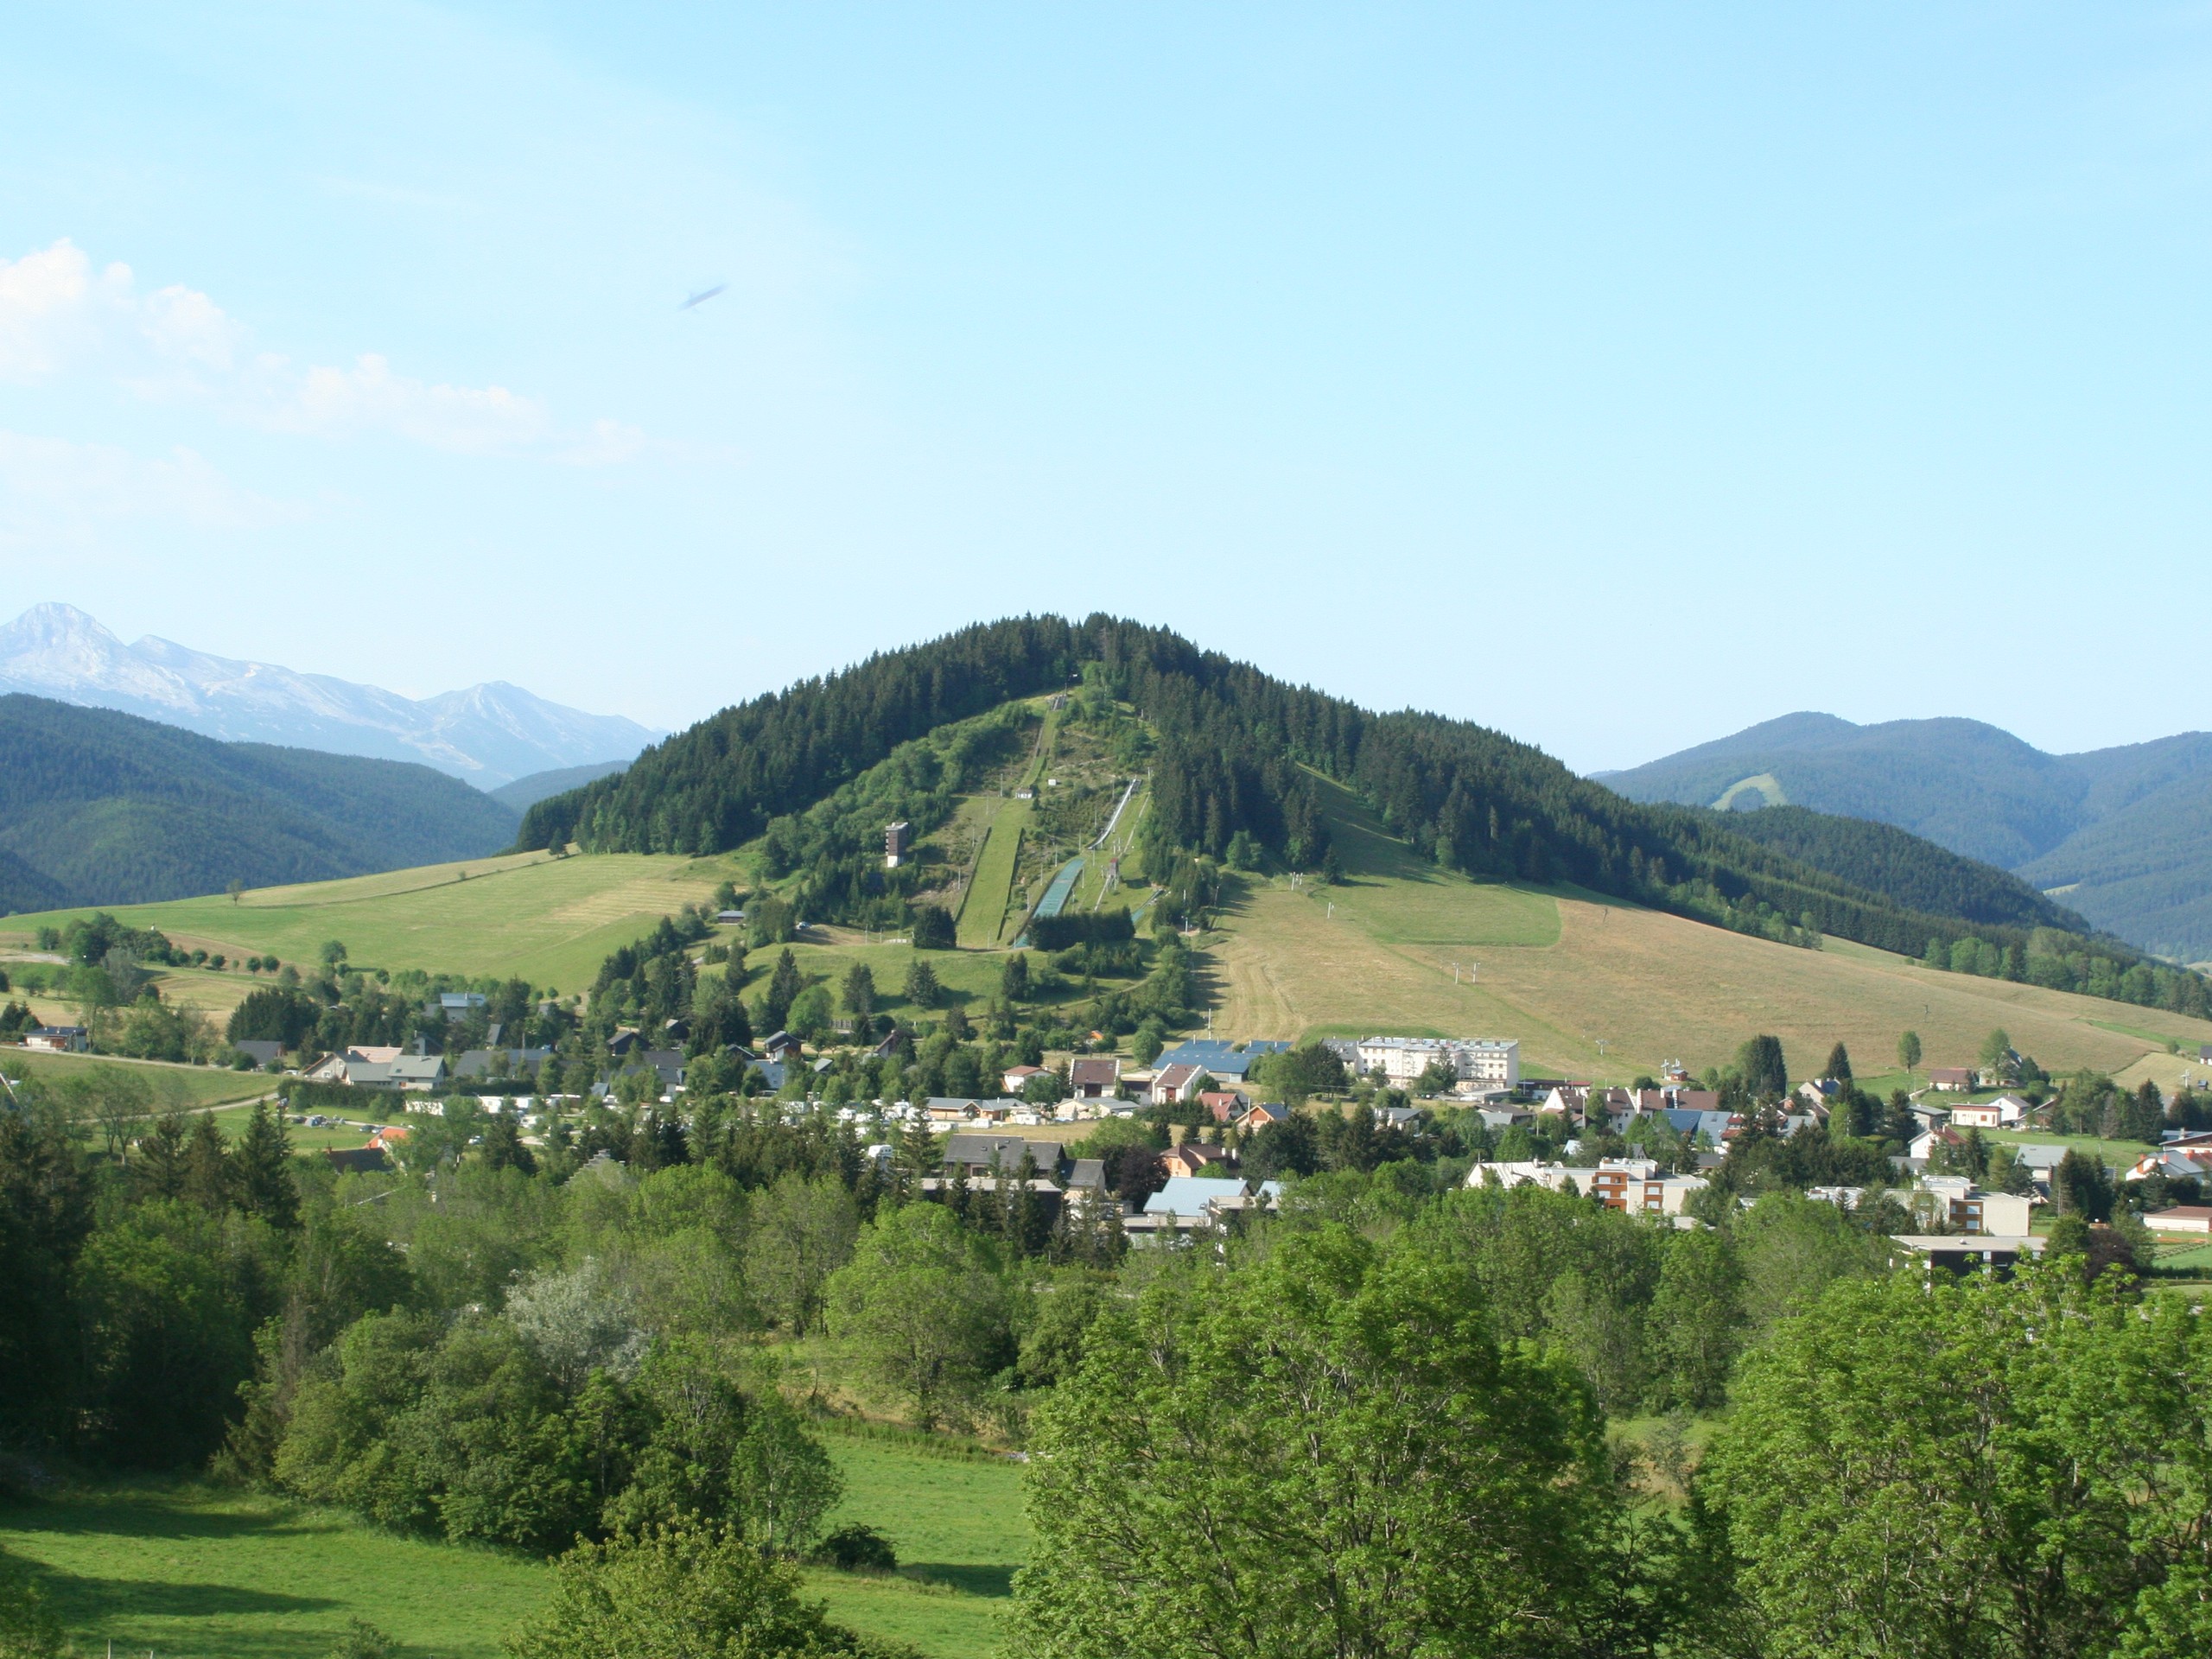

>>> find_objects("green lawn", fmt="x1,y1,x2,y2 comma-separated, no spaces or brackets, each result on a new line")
0,1434,1028,1659
0,1483,548,1659
1978,1128,2152,1169
805,1427,1030,1656
0,1050,272,1110
0,851,741,992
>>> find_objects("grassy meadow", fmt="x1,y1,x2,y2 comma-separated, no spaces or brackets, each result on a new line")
1204,777,2212,1084
956,797,1030,949
0,1429,1029,1659
0,851,741,993
0,1049,272,1110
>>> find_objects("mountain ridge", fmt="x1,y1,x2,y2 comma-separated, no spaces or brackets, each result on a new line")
0,602,663,788
1605,712,2212,959
0,693,520,911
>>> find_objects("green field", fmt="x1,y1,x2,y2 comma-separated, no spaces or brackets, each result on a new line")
1206,774,2212,1082
957,798,1030,949
0,1050,273,1110
809,1428,1028,1655
0,1484,549,1659
0,1429,1028,1659
0,851,741,992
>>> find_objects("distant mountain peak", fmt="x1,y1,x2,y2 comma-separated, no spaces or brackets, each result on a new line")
0,603,664,789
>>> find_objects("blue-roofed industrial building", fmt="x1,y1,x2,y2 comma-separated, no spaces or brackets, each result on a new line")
1150,1039,1291,1080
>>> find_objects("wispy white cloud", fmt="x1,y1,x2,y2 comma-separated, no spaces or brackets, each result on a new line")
0,238,630,461
0,429,303,543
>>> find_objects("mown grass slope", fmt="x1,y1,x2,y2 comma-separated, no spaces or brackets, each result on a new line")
1206,779,2212,1083
0,850,740,992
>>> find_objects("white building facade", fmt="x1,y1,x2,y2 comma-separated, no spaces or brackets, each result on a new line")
1355,1036,1520,1089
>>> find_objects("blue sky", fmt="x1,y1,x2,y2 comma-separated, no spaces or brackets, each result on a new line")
2,3,2208,772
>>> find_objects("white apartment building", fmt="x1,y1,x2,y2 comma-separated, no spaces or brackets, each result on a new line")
1355,1036,1520,1090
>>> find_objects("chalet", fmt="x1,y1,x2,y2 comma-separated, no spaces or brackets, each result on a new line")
1236,1102,1290,1135
1002,1064,1048,1095
941,1133,1065,1179
2126,1143,2212,1184
761,1031,804,1061
439,991,487,1014
1926,1067,1976,1092
323,1147,391,1175
231,1039,283,1069
1199,1091,1242,1123
1655,1106,1736,1146
1149,1063,1204,1105
1162,1140,1230,1179
1908,1125,1966,1163
1537,1084,1587,1118
1373,1103,1422,1132
1950,1095,2028,1130
384,1055,448,1091
1065,1158,1109,1201
452,1046,554,1081
1068,1057,1122,1100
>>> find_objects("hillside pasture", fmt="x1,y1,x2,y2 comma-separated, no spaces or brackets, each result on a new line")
0,851,739,991
1205,779,2212,1082
0,1049,270,1110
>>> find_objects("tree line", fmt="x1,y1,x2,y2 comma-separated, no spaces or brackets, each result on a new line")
512,614,2208,1018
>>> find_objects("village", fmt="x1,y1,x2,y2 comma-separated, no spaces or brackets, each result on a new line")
265,1017,2212,1268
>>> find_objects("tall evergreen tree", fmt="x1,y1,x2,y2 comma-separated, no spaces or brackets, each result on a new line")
763,950,804,1033
134,1109,190,1199
903,958,941,1010
233,1101,299,1230
1822,1042,1853,1082
182,1112,234,1212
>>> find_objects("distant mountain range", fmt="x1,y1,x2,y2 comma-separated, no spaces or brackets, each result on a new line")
0,694,520,913
0,603,662,789
1599,713,2212,962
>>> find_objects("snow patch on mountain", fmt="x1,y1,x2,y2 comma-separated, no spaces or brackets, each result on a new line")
0,602,661,788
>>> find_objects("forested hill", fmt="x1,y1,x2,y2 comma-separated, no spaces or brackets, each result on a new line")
1709,805,2089,935
0,694,519,910
518,617,2208,1014
1603,711,2212,959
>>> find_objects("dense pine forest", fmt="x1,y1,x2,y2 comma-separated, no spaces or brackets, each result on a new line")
518,616,2210,1017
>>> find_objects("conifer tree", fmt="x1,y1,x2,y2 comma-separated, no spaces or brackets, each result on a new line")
134,1109,190,1199
233,1100,298,1230
182,1111,233,1212
763,950,804,1033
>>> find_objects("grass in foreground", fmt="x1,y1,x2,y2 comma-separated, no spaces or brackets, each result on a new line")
0,1432,1027,1659
0,1482,547,1659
